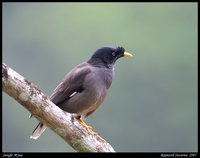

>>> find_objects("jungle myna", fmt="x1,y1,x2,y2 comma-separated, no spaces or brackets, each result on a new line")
30,46,132,139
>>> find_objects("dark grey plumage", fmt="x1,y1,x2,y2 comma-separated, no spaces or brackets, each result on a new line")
30,46,132,139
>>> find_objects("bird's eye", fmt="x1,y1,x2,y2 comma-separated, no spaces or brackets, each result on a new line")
112,52,116,57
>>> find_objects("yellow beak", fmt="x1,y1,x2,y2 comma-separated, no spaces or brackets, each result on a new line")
124,52,133,57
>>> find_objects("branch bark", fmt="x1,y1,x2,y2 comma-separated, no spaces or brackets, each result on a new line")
2,63,115,152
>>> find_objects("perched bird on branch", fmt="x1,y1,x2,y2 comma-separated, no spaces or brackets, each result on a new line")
30,46,133,139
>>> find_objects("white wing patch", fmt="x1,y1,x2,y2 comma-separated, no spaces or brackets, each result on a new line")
69,91,77,98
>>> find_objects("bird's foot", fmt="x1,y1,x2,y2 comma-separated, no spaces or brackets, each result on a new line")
78,119,93,134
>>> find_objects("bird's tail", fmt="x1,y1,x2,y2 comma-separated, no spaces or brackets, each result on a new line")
30,122,47,140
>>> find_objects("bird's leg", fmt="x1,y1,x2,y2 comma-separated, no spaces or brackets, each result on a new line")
76,116,93,134
78,119,93,133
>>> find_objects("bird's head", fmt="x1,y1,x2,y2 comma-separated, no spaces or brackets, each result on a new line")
88,46,133,68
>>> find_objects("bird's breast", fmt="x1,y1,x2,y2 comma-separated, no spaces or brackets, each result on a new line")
94,67,114,89
62,67,114,117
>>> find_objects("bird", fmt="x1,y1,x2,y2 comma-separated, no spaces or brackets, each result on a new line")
30,46,133,139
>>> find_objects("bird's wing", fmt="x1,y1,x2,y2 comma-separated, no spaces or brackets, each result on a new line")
50,62,92,106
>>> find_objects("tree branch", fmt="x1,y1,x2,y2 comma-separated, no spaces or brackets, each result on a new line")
2,63,115,152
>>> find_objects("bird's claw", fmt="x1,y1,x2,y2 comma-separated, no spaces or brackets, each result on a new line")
78,119,93,134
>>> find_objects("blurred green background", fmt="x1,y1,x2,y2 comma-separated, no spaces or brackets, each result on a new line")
2,3,197,152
